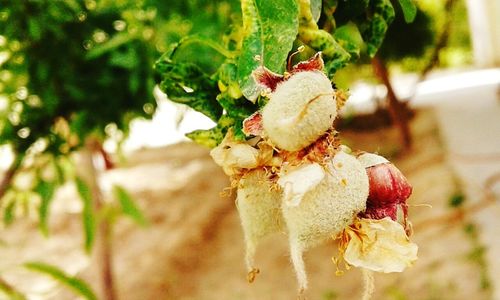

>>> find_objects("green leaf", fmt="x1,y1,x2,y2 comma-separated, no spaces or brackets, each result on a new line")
186,115,235,148
3,199,16,226
112,185,148,227
85,33,134,60
24,262,97,300
0,278,27,300
238,0,300,100
35,180,56,236
358,0,395,57
156,54,223,122
75,177,95,253
397,0,417,23
334,23,364,60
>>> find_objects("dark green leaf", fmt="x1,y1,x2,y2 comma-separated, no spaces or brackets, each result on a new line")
75,177,95,253
112,185,148,226
156,56,222,122
358,0,395,57
24,262,97,300
35,180,56,236
398,0,417,23
238,0,300,100
216,93,257,120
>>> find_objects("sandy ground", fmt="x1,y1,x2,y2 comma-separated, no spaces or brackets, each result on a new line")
0,109,496,300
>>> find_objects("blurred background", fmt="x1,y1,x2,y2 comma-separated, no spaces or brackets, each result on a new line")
0,0,499,299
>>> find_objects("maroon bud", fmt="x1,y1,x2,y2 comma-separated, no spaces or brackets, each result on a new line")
357,153,412,227
365,162,412,208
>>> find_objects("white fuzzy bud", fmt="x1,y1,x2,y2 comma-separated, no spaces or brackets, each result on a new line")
281,151,369,291
262,71,336,151
236,169,284,278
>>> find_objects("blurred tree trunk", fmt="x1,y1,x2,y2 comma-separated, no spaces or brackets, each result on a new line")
371,56,412,150
80,137,117,300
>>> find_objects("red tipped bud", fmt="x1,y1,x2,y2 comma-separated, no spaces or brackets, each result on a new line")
365,162,412,208
357,153,412,224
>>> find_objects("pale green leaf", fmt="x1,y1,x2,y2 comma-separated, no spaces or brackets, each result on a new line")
75,177,95,253
35,180,56,236
24,262,97,300
113,185,148,226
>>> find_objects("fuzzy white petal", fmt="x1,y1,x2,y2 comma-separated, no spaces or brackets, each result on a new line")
278,163,325,207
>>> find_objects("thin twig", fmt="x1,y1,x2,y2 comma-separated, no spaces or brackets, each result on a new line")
0,153,23,204
82,137,117,300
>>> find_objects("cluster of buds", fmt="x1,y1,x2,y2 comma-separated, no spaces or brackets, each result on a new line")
209,52,417,295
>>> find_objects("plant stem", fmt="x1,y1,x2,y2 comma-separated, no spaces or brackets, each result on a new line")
82,137,117,300
0,276,26,300
371,55,412,150
0,153,23,203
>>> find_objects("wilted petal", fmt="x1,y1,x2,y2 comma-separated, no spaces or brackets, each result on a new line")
343,218,418,273
210,132,260,176
278,163,325,206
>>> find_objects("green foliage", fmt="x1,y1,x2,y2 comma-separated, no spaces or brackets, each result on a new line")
0,1,158,156
155,0,415,148
397,0,417,23
378,1,435,61
35,179,56,236
113,185,148,227
238,0,299,100
75,177,95,253
24,262,98,300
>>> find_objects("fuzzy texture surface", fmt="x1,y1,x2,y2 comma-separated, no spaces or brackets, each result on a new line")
262,71,336,151
236,169,284,276
281,151,369,290
357,152,389,168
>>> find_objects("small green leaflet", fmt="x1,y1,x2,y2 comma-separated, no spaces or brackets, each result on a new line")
238,0,299,101
112,185,148,227
24,262,97,300
75,177,95,253
35,180,57,237
398,0,417,23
